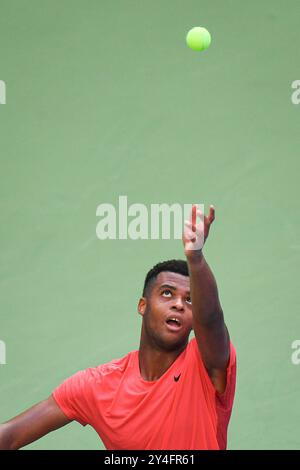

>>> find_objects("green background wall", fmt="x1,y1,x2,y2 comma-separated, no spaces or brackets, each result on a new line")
0,0,299,449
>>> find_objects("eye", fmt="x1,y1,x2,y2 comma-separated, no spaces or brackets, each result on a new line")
162,289,172,298
186,297,192,305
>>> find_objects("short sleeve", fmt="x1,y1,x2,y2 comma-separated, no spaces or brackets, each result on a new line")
188,338,237,450
52,368,97,427
189,338,237,410
215,342,237,411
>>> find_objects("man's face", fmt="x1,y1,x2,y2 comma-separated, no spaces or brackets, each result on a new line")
138,271,193,351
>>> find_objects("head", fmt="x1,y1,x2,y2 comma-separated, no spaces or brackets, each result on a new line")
138,260,193,352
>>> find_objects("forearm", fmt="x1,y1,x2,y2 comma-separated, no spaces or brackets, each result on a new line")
186,251,224,326
0,423,14,450
0,397,71,450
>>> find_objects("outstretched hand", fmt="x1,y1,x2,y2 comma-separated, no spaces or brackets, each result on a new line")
182,204,215,258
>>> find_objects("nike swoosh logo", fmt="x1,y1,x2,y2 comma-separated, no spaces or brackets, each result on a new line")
174,374,181,382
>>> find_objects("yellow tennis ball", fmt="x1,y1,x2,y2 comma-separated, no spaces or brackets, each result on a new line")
186,27,211,52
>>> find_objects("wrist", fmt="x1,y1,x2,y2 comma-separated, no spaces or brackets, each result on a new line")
185,249,204,264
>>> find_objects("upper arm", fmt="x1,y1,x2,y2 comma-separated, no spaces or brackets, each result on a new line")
0,395,71,450
193,315,231,394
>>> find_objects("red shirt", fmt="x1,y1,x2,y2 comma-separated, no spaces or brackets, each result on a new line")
52,338,236,450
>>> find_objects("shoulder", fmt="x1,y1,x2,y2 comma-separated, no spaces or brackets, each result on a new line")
187,336,237,401
188,336,236,363
186,337,237,386
86,349,135,382
57,349,134,385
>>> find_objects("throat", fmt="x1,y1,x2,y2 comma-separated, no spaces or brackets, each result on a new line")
138,343,185,382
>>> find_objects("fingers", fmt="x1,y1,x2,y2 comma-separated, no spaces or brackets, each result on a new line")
193,205,215,224
191,205,197,232
184,204,215,251
184,219,203,240
183,219,204,250
207,205,215,224
184,220,196,237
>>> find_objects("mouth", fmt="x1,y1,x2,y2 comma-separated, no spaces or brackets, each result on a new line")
165,317,182,332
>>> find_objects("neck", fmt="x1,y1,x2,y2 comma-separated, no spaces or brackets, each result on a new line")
138,328,187,381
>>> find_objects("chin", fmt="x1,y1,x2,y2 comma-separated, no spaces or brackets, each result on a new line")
160,333,190,352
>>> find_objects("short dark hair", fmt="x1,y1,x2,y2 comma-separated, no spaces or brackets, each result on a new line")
143,259,189,296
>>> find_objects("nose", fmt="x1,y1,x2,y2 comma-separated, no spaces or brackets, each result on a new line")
171,297,185,312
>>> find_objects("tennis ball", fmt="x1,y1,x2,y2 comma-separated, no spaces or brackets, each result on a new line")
186,27,211,51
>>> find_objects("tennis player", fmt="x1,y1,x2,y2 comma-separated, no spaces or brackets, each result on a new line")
0,205,236,450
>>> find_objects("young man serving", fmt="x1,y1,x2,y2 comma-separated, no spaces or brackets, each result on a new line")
0,205,236,450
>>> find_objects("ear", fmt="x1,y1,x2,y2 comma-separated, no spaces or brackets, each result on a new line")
138,297,147,317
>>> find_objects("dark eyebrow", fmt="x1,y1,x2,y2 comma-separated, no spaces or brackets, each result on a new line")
159,284,177,291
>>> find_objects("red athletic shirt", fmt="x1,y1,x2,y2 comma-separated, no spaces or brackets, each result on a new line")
52,338,236,450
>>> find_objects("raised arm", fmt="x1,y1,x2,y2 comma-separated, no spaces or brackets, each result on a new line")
0,396,71,450
183,205,230,394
